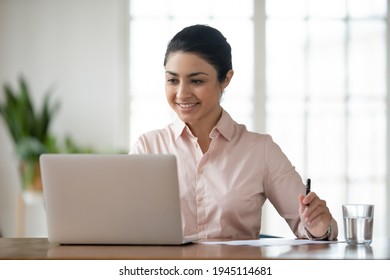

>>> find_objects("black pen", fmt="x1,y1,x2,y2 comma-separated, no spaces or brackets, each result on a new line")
305,178,311,195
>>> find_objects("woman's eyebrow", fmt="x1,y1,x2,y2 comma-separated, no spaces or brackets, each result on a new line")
165,71,178,76
188,72,209,77
165,71,209,77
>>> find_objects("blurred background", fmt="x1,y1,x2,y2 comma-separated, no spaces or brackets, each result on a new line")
0,0,388,241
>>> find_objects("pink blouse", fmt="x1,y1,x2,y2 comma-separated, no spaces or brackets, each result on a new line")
131,109,338,240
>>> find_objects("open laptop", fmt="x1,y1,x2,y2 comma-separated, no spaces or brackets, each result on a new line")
40,153,194,245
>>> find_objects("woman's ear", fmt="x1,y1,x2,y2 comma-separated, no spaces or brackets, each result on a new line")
222,69,234,89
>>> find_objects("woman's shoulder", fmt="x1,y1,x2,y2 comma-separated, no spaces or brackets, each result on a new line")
233,124,287,158
221,110,273,143
234,122,273,143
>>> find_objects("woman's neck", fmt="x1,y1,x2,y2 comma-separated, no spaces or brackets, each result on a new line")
187,108,223,154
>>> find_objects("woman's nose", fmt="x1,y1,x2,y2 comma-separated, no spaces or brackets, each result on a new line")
177,83,190,98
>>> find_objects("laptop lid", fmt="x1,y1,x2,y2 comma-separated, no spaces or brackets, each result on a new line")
40,154,189,245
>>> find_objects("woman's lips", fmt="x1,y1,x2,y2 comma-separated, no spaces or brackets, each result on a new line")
177,102,199,109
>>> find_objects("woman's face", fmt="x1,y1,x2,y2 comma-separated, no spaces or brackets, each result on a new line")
165,52,232,130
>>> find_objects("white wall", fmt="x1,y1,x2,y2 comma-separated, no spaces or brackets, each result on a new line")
0,0,128,237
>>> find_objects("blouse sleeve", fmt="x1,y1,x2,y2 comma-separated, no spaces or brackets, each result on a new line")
262,135,309,238
263,135,338,240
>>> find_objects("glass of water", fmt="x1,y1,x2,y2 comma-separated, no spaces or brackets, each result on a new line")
342,204,374,245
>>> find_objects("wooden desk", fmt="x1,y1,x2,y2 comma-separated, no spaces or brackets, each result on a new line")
0,238,389,260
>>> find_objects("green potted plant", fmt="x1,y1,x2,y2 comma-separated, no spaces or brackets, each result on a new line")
0,76,60,192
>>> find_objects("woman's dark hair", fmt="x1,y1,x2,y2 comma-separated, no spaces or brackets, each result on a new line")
163,24,232,83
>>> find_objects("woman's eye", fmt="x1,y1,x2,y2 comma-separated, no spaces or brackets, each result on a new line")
167,78,178,84
191,79,203,84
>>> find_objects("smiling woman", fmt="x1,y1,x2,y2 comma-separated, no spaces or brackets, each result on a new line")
130,24,338,242
164,52,233,153
162,24,234,153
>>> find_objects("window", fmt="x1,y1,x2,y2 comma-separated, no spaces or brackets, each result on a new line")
128,0,388,239
263,0,387,239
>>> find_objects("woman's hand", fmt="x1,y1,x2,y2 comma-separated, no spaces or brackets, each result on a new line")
298,192,332,238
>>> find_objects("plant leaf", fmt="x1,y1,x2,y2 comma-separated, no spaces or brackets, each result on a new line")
20,77,39,138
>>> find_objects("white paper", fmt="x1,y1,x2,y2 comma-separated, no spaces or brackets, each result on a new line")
199,238,341,247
